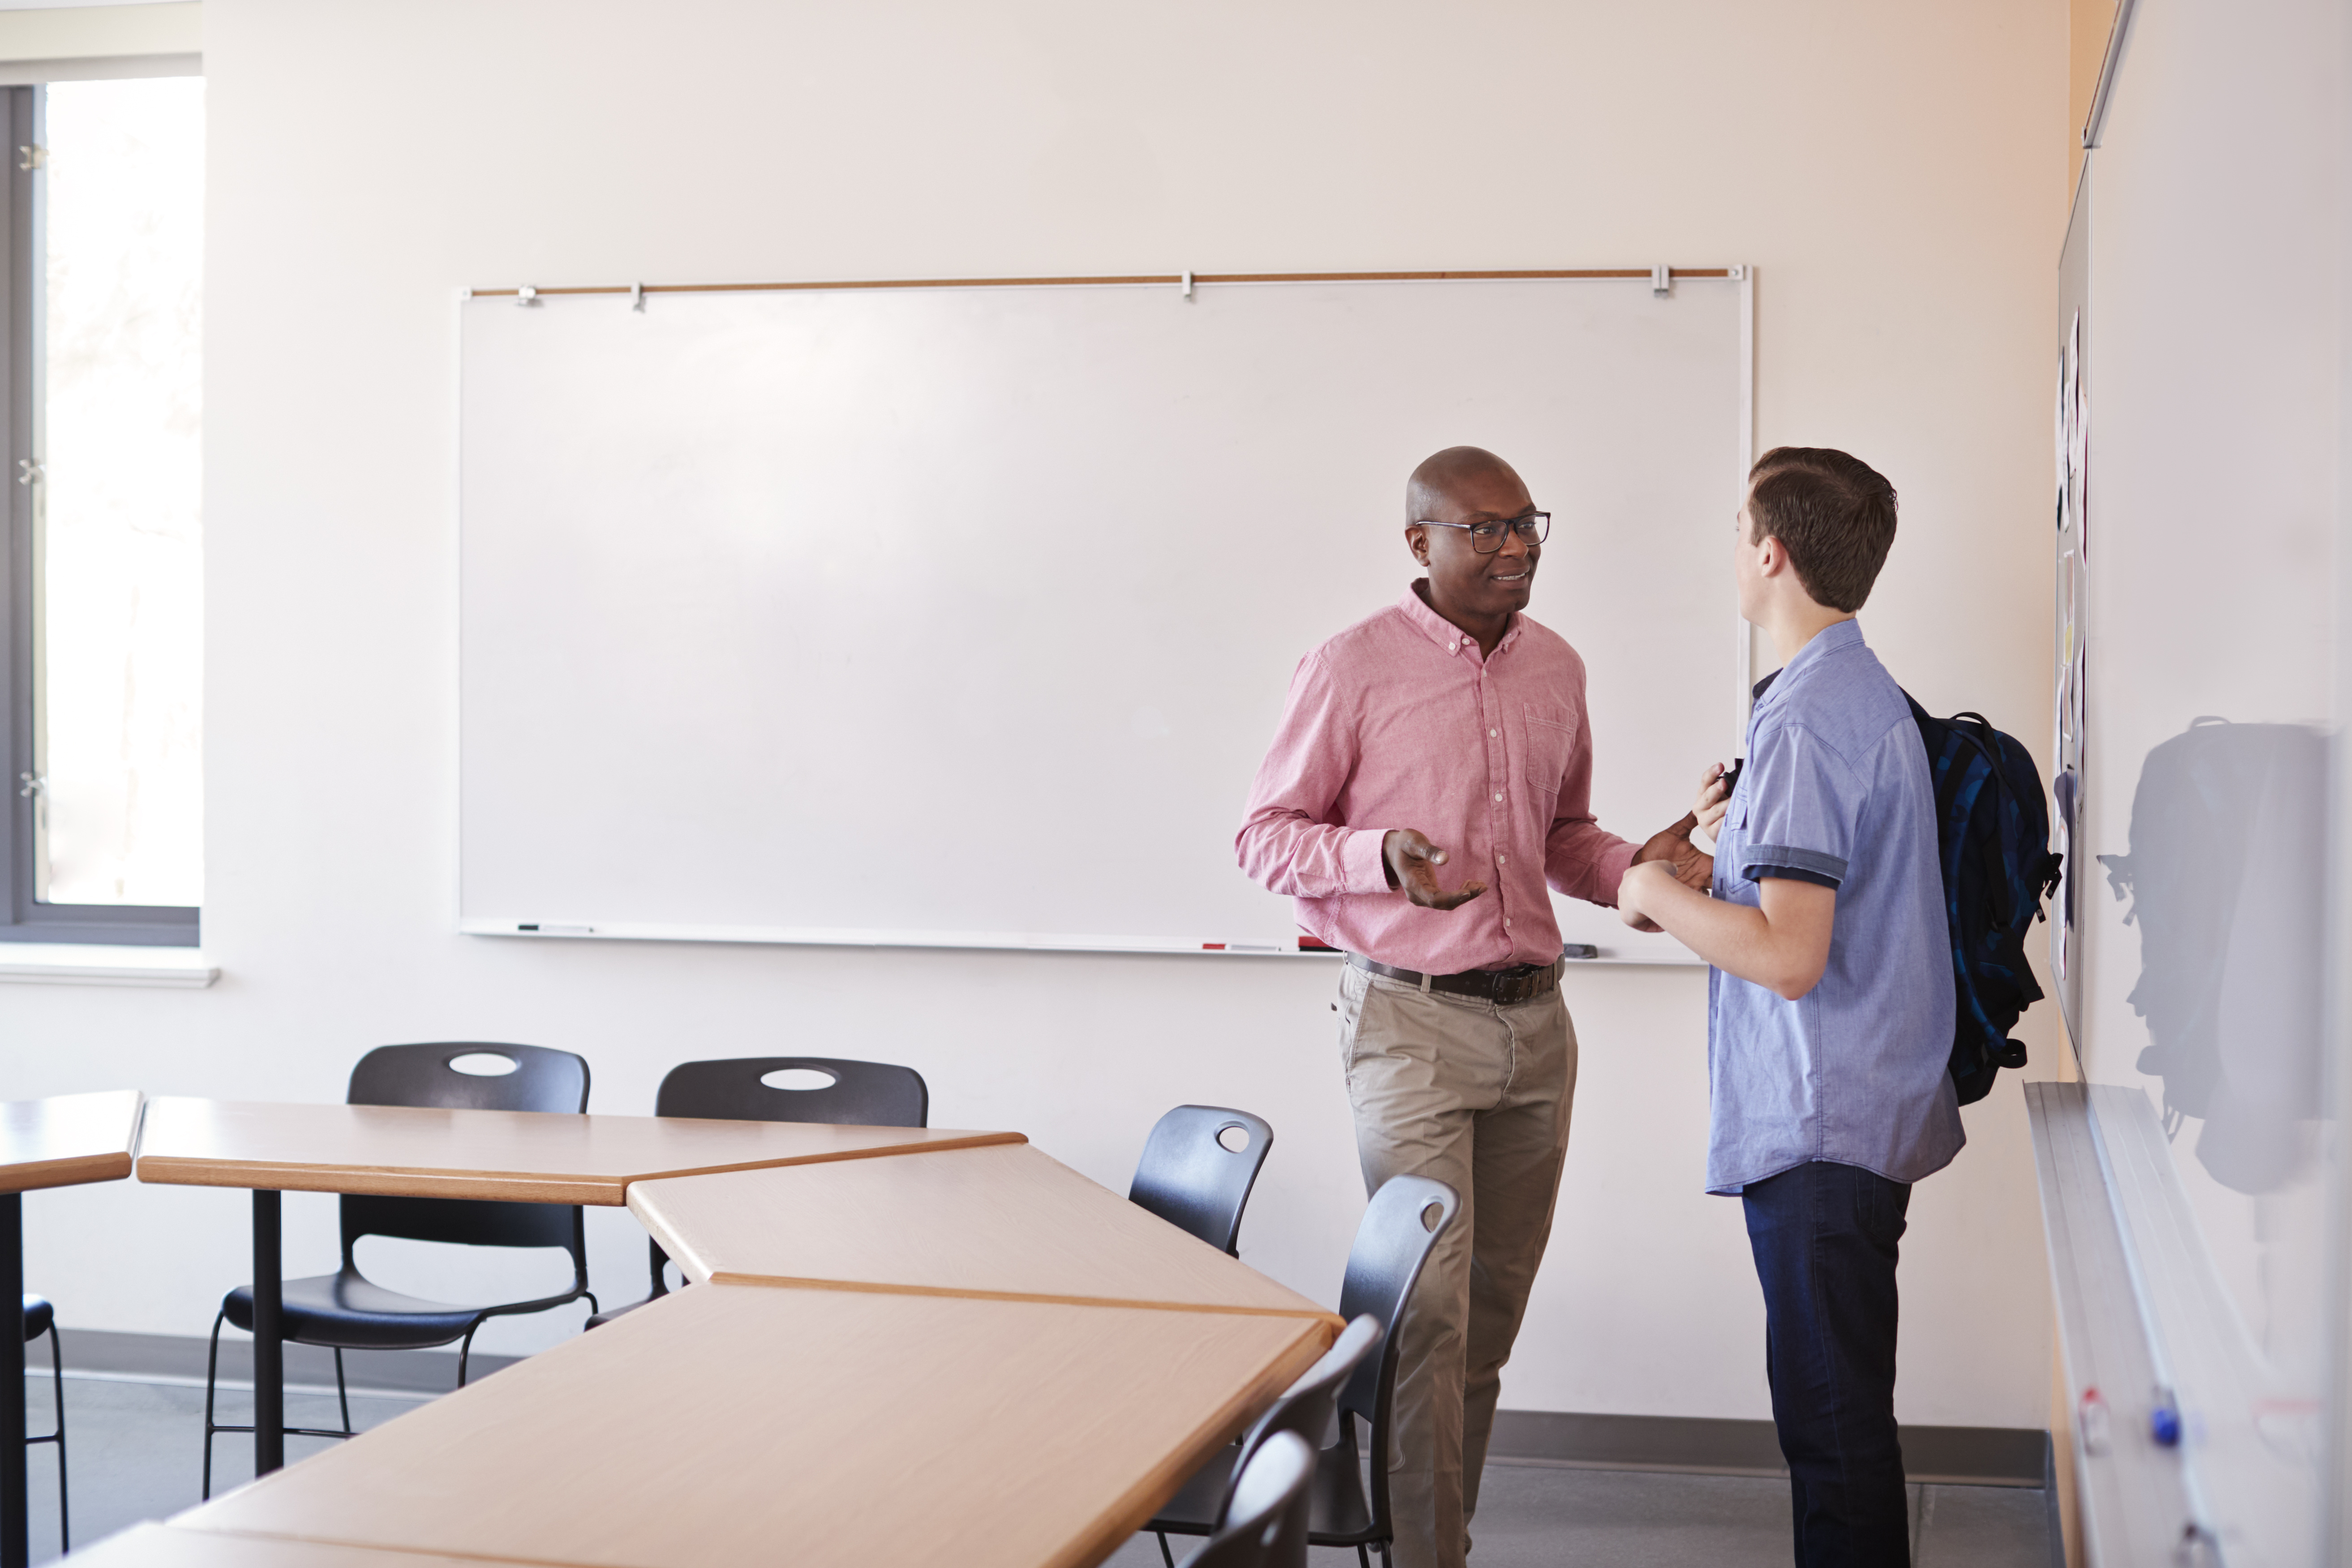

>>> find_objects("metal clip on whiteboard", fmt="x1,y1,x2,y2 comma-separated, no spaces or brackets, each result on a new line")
1181,270,1194,300
631,282,645,313
1651,264,1671,297
517,285,541,307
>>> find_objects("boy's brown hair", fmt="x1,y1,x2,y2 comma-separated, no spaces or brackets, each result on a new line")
1746,447,1898,613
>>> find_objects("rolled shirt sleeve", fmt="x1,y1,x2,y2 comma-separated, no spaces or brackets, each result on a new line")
1236,652,1396,898
1739,722,1861,888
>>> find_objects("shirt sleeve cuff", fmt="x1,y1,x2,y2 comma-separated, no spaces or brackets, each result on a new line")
1741,843,1848,886
1593,839,1641,906
1751,865,1841,889
1343,828,1393,896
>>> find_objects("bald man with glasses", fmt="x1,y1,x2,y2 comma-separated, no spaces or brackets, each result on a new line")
1237,446,1711,1568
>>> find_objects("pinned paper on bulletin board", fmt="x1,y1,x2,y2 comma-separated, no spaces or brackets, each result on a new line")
2055,552,2077,979
2051,309,2089,1002
2066,314,2090,556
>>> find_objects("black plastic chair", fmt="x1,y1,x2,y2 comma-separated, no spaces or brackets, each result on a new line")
1149,1174,1460,1568
587,1056,928,1329
1178,1430,1315,1568
1128,1105,1274,1256
1150,1312,1382,1564
202,1043,596,1499
21,1294,66,1553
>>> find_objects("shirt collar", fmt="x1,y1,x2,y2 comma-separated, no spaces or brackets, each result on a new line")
1757,617,1863,710
1396,581,1521,657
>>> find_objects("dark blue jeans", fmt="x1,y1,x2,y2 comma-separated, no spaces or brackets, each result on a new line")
1742,1160,1913,1568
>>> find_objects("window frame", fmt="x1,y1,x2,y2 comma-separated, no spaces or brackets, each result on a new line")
0,79,199,946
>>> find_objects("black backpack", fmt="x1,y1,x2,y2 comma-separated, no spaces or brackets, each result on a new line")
1903,697,2064,1105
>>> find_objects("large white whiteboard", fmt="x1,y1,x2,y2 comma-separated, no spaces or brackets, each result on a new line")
458,274,1749,958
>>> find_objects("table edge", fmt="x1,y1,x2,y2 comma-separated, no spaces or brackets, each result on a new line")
702,1271,1350,1331
134,1158,631,1204
0,1150,134,1194
132,1130,1029,1203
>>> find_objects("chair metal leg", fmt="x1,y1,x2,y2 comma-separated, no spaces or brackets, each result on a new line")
1156,1529,1176,1568
200,1309,226,1501
43,1324,63,1553
332,1349,352,1437
1356,1546,1371,1568
457,1325,479,1389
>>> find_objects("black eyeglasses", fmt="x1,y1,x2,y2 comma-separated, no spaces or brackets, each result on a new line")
1415,512,1550,554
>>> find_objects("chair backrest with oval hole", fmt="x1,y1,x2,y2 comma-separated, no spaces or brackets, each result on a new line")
1182,1430,1313,1568
341,1042,592,1257
1127,1105,1274,1255
652,1057,928,1128
1335,1174,1459,1426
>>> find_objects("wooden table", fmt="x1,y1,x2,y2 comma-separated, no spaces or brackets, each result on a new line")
64,1522,532,1567
172,1281,1332,1568
631,1141,1334,1321
0,1092,142,1568
134,1099,1024,1477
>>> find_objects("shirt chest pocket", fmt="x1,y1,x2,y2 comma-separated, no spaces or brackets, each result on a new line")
1516,705,1577,793
1718,789,1752,852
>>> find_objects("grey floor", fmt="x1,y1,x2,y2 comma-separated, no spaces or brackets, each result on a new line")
19,1372,425,1562
1104,1460,2052,1567
25,1373,2051,1565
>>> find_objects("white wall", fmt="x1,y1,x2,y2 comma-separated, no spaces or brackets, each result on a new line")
0,0,2069,1429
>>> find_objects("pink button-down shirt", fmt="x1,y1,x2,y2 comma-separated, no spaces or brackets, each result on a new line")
1236,585,1638,973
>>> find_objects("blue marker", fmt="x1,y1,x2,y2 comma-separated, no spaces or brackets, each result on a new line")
2151,1387,2182,1448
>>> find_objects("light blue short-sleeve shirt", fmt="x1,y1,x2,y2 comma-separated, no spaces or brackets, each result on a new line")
1705,619,1962,1195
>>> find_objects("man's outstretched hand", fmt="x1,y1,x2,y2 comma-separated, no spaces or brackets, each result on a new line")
1634,813,1713,892
1383,829,1488,911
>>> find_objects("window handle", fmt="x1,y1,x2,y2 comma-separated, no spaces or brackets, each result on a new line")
17,773,41,799
15,460,37,486
15,145,41,172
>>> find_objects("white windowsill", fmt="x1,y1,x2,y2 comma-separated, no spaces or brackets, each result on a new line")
0,944,217,988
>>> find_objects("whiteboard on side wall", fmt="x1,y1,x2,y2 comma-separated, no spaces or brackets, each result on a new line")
2043,0,2349,1555
457,273,1751,961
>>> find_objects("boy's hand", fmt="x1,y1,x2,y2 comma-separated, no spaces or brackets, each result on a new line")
1633,813,1714,891
1694,763,1731,835
1618,859,1677,932
1383,829,1489,911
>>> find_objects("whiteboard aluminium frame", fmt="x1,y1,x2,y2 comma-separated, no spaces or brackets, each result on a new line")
453,265,1756,961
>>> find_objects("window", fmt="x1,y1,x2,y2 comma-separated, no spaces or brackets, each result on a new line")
2,75,203,945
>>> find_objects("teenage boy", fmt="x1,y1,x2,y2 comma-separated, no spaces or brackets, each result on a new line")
1617,447,1961,1568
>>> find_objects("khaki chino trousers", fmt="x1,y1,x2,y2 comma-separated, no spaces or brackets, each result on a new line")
1336,958,1576,1568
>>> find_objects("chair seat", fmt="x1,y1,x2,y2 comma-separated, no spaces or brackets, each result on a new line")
223,1268,502,1351
1149,1439,1378,1545
20,1295,50,1341
584,1294,655,1331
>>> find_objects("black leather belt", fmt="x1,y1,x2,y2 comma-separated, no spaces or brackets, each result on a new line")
1348,952,1558,1005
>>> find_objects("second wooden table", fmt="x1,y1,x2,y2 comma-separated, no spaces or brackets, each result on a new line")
135,1098,1023,1477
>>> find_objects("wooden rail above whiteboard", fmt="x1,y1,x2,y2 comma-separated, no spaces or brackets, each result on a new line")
466,266,1741,299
